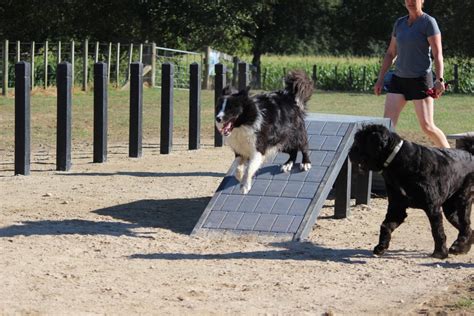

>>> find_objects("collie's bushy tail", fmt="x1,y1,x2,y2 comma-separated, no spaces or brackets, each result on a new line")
284,70,314,110
457,136,474,155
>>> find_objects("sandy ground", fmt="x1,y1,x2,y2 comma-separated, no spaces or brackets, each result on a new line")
0,139,472,315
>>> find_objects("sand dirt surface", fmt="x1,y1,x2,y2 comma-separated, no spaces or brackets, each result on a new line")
0,140,472,315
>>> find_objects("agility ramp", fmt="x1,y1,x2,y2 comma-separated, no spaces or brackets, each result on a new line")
192,114,390,241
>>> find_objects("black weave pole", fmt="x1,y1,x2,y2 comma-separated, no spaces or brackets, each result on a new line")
189,62,201,150
14,62,31,175
93,62,108,163
160,62,174,154
214,63,226,147
129,62,143,158
238,62,249,91
56,62,72,171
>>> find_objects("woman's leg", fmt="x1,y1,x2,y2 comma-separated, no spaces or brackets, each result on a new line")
383,93,407,128
413,97,450,148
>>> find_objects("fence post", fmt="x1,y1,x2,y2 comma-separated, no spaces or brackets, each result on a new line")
189,62,201,150
312,65,318,87
44,40,48,88
151,42,156,87
82,39,88,91
107,42,112,84
15,62,31,175
202,46,211,90
232,56,239,87
139,44,143,63
115,42,120,87
161,63,174,154
94,41,99,63
16,41,20,62
453,64,459,93
31,41,35,89
127,43,133,81
362,66,367,91
56,62,72,171
57,41,62,63
2,40,9,96
238,62,249,91
214,63,225,147
70,40,75,88
129,62,143,158
93,62,108,163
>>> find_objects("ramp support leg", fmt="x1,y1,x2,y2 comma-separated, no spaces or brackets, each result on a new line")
334,157,351,218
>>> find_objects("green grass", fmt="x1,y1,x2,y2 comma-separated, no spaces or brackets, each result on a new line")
0,87,472,153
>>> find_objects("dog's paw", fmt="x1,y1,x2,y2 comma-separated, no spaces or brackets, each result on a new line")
240,182,251,195
431,249,449,259
235,167,244,182
373,245,386,256
281,162,293,173
449,240,472,255
300,163,311,171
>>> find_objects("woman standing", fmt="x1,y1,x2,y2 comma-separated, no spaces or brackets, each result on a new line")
374,0,449,148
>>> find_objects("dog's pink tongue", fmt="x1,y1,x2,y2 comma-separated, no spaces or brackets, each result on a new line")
223,121,233,134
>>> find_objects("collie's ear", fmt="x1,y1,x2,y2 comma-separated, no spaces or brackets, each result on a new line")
239,85,251,96
222,85,234,96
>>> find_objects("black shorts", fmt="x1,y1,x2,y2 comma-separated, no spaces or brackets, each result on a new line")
388,74,433,100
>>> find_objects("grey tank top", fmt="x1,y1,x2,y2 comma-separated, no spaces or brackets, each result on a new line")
392,13,440,78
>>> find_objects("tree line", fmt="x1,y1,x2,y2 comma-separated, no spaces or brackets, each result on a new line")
0,0,472,68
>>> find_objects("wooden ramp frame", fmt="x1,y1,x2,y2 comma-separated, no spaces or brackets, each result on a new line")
192,114,390,241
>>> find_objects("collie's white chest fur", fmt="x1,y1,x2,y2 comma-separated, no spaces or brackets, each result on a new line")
225,125,256,159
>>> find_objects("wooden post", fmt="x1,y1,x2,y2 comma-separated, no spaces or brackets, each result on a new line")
16,41,21,62
44,41,48,88
115,42,120,87
94,41,99,63
139,43,143,63
161,63,174,154
82,39,88,91
15,62,31,175
56,62,72,171
189,62,201,150
214,63,225,147
334,157,351,218
2,40,9,96
202,46,211,90
31,41,35,89
129,62,143,158
151,42,156,87
93,62,108,163
57,41,62,63
312,65,317,87
70,40,75,88
453,64,459,93
232,56,239,87
128,43,133,80
107,42,112,84
238,62,249,91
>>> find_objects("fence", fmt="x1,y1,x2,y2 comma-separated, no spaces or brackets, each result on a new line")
1,40,221,95
7,60,250,175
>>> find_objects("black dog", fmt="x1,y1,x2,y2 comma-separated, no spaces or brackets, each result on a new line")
349,124,474,259
215,70,313,194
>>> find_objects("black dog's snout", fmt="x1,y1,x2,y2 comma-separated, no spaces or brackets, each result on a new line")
216,116,222,123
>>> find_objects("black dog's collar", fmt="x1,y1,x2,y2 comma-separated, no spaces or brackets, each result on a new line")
383,140,404,168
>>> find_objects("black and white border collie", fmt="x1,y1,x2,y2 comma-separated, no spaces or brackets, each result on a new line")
215,70,314,194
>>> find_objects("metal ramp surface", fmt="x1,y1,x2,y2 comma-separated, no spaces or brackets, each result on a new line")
192,114,390,241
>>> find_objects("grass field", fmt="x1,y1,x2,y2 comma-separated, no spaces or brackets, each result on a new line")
0,86,472,153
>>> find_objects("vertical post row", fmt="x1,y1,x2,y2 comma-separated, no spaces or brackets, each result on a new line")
129,62,143,158
214,63,226,147
56,62,72,171
151,42,156,87
57,41,62,63
238,62,249,91
2,40,9,96
189,63,201,150
82,39,88,91
70,40,75,88
93,62,108,163
94,41,99,63
107,42,112,84
16,41,20,62
115,42,120,87
15,62,31,175
160,63,174,154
